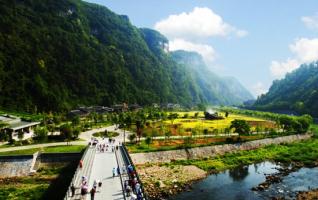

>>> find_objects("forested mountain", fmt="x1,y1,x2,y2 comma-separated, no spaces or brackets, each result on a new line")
0,0,205,112
253,62,318,117
171,50,254,105
0,0,252,112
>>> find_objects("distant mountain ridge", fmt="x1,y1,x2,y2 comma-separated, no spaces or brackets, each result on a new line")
0,0,253,112
253,62,318,117
171,50,254,105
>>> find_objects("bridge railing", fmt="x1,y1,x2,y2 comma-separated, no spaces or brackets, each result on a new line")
64,146,96,200
119,145,149,200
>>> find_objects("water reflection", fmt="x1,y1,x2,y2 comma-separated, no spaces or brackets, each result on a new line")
229,166,249,181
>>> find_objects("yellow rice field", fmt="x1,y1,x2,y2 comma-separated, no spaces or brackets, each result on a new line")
164,111,269,131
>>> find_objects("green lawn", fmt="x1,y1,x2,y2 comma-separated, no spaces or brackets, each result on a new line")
0,164,77,200
0,145,86,156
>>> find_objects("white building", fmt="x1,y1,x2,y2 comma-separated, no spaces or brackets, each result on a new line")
0,115,40,140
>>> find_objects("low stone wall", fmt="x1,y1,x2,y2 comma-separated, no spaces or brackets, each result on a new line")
0,155,33,177
0,153,81,177
131,134,312,165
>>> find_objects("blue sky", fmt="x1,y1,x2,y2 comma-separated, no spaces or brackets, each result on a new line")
85,0,318,97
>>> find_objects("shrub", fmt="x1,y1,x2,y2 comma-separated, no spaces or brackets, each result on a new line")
34,127,48,142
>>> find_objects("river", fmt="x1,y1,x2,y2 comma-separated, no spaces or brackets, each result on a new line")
171,161,318,200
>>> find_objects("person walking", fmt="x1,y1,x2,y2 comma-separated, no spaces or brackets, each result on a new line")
98,180,102,190
90,187,96,200
79,159,83,169
112,167,116,178
117,166,121,176
93,180,97,189
71,183,75,197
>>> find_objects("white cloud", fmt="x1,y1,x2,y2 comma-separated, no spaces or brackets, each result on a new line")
302,14,318,30
154,7,247,40
289,38,318,63
270,38,318,78
251,82,268,97
270,59,300,78
169,38,217,65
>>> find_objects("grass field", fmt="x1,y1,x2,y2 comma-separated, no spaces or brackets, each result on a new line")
0,145,86,156
164,138,318,172
0,163,77,200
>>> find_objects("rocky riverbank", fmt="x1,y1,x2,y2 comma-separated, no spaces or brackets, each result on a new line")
297,189,318,200
137,164,206,200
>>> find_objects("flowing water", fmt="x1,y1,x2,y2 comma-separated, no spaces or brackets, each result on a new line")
171,161,318,200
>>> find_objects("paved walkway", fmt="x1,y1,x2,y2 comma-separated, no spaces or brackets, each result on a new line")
88,147,124,200
0,125,131,153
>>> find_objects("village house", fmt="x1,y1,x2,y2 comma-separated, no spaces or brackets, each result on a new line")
0,115,40,140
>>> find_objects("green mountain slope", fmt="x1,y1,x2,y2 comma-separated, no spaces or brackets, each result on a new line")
171,50,254,105
253,62,318,117
0,0,204,112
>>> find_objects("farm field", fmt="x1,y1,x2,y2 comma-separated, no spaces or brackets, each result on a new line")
140,111,276,138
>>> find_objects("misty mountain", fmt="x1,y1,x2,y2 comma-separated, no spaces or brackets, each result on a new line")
171,50,254,105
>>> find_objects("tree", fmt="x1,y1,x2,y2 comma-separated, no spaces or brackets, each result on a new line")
194,112,199,118
168,113,179,125
123,113,133,144
278,116,294,132
183,136,194,148
145,136,151,148
135,111,146,143
230,119,250,137
34,127,48,142
225,111,229,118
73,127,81,139
60,124,73,145
71,115,80,127
296,114,313,134
128,133,136,143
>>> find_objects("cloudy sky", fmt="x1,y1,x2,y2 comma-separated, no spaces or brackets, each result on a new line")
85,0,318,97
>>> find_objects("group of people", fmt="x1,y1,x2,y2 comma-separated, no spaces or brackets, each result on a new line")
123,164,144,200
90,137,118,153
77,176,102,200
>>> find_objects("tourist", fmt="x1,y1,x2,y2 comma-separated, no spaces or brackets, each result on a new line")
117,166,121,176
79,159,83,169
112,167,116,178
90,187,96,200
125,182,131,197
137,192,142,200
135,182,140,194
71,183,75,197
93,180,97,189
81,184,88,199
122,165,126,174
98,180,102,188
